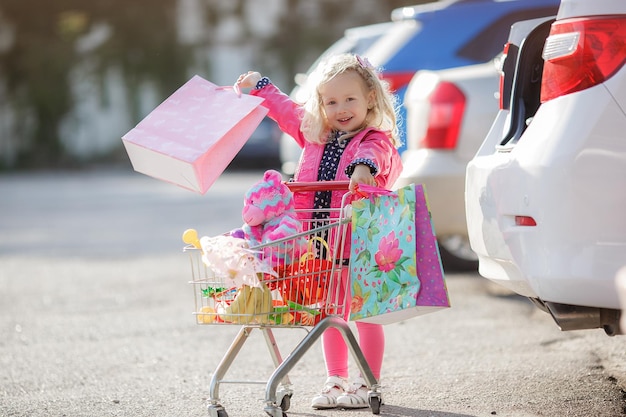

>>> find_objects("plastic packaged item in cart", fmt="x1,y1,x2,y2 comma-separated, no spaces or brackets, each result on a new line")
199,234,277,288
215,283,274,324
200,285,326,326
269,236,333,305
272,301,325,326
272,257,332,305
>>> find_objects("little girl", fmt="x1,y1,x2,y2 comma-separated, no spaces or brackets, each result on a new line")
236,53,403,409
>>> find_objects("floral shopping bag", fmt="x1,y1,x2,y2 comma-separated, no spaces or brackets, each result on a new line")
349,184,449,324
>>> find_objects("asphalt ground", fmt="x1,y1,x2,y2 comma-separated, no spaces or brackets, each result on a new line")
1,169,625,417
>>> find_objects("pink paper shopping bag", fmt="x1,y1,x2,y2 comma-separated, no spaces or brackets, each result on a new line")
122,75,268,194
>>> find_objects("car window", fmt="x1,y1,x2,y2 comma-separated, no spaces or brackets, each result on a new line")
347,32,386,56
457,7,559,62
309,22,392,72
366,19,421,66
295,22,392,88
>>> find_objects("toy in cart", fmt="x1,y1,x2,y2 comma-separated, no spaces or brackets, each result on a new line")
182,172,383,417
184,230,334,327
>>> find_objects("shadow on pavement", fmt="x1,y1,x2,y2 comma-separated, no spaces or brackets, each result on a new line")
287,406,477,417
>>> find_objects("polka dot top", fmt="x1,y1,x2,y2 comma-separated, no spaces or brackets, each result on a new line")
314,131,351,216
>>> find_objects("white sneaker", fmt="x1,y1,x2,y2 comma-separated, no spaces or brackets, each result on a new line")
336,377,370,409
311,376,349,409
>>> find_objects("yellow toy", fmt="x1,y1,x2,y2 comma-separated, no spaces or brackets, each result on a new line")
197,306,216,324
182,228,202,250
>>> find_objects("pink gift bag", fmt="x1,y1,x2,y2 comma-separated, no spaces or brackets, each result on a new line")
122,75,268,194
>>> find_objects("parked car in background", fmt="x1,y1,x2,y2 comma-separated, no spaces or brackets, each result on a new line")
465,0,626,335
395,1,560,271
395,59,500,271
280,0,562,177
229,117,281,170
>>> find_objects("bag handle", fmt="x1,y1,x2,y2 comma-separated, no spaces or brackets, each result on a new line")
216,84,243,98
353,183,393,198
299,236,331,262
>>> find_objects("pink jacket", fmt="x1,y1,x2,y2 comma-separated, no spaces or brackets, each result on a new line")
251,84,403,212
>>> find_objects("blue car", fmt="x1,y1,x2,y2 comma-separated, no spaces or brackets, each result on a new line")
280,0,561,175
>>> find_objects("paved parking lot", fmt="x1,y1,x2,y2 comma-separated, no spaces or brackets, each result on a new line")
1,169,625,417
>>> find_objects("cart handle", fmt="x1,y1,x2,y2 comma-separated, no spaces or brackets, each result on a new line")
285,181,351,193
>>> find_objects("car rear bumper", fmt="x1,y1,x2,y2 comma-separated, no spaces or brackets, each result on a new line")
465,80,626,309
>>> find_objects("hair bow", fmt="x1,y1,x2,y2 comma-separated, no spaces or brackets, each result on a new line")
356,55,374,69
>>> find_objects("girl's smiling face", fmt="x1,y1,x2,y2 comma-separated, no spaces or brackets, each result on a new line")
319,70,374,133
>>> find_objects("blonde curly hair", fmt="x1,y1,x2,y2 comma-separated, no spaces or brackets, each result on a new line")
300,53,401,148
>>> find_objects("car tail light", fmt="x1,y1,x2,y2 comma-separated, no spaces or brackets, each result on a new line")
419,81,466,149
515,216,537,226
541,16,626,103
381,71,415,92
498,43,510,110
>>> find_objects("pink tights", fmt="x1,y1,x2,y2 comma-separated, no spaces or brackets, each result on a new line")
321,267,384,380
322,321,384,380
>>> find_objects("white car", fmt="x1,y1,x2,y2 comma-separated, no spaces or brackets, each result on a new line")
465,0,626,335
395,59,500,271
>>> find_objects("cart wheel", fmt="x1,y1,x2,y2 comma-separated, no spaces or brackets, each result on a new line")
264,405,287,417
279,393,291,411
207,404,228,417
369,394,381,415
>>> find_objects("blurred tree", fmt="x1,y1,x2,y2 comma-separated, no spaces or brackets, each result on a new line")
88,0,194,122
0,0,193,169
0,0,424,169
1,1,80,168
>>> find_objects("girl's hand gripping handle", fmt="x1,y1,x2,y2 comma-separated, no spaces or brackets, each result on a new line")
236,71,262,91
353,183,393,199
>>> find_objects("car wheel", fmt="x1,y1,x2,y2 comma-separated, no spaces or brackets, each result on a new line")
437,235,478,272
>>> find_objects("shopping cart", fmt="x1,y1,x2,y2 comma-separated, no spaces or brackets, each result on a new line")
183,181,382,417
